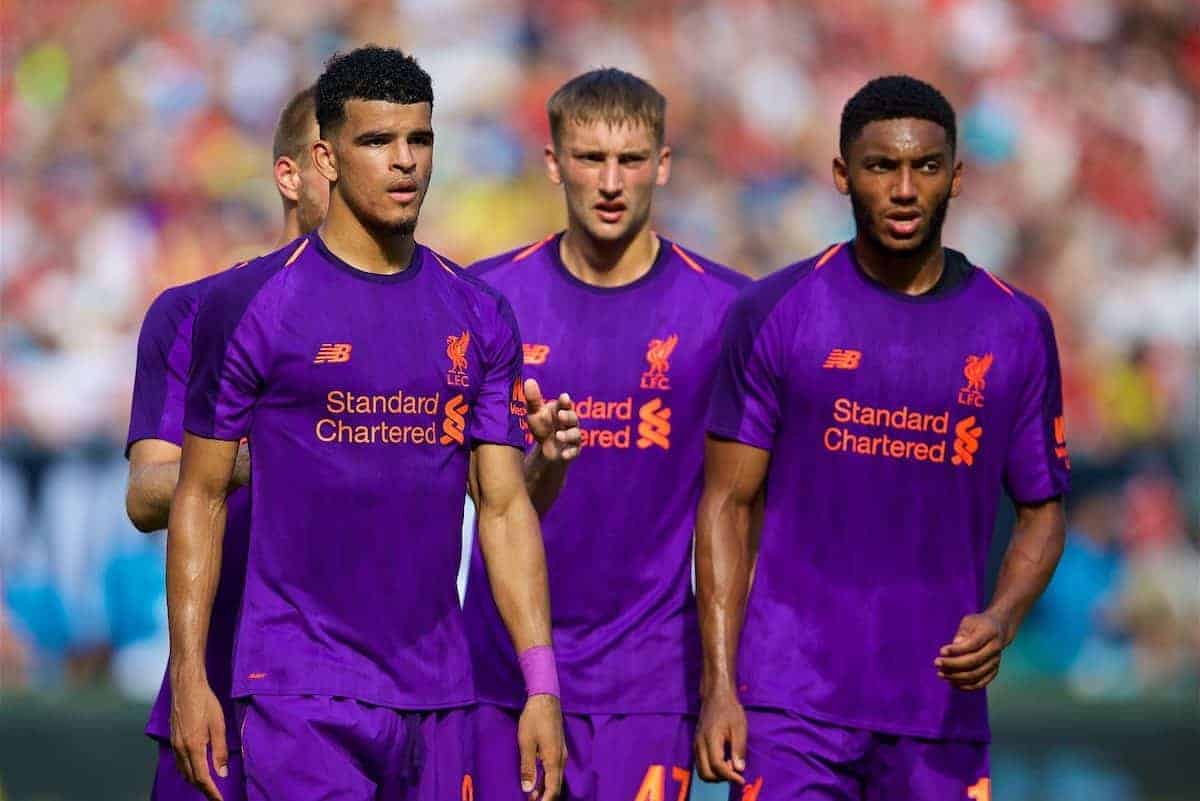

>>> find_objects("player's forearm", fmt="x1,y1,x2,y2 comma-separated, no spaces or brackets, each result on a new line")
477,494,553,653
127,460,182,532
984,498,1066,643
166,484,227,680
523,448,569,518
695,489,755,698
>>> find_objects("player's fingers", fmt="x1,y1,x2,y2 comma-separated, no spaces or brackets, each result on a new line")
557,393,574,410
524,379,545,413
694,731,717,782
556,408,579,431
936,640,1000,673
210,716,230,779
731,715,748,776
540,739,565,801
518,726,538,795
171,736,193,783
555,428,582,446
963,665,1001,691
945,654,1002,685
185,742,222,801
707,725,742,784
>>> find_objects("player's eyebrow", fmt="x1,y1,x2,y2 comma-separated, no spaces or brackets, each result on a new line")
354,128,397,144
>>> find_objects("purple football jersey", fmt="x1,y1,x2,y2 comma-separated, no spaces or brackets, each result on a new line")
463,233,749,713
127,271,251,746
184,233,527,709
707,242,1070,741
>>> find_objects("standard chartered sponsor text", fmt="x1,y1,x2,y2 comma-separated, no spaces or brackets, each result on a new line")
824,397,951,463
316,389,442,445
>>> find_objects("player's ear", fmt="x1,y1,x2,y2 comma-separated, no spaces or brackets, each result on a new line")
274,157,301,203
950,157,963,198
312,139,338,183
544,143,563,185
832,156,850,195
655,144,671,187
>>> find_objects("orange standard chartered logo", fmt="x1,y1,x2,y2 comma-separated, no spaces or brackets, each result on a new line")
957,353,994,408
636,398,671,450
446,331,470,387
440,394,469,445
951,416,983,466
640,334,678,390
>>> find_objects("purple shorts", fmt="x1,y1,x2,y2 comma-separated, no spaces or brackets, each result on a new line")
151,740,246,801
475,703,694,801
239,696,474,801
732,708,989,801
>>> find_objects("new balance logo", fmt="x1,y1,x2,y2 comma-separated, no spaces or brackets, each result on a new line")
523,344,550,365
441,394,469,445
314,343,352,364
951,416,983,466
823,348,861,370
636,397,671,450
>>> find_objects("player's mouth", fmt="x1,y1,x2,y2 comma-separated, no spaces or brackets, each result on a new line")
884,210,922,238
594,201,626,224
387,183,420,204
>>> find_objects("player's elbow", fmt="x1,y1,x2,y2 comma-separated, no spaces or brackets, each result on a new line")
125,485,168,533
126,492,158,533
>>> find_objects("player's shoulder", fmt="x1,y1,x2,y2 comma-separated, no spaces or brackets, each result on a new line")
140,255,253,337
466,234,557,285
424,243,515,317
661,237,751,293
734,242,844,323
963,250,1056,336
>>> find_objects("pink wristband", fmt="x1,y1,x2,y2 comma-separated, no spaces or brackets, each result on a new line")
518,645,560,698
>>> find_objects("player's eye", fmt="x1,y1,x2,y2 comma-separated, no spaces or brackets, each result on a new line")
919,160,941,173
619,155,647,165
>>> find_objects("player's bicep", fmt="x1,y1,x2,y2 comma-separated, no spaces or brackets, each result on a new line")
703,435,770,507
472,443,527,516
178,433,240,499
129,438,183,472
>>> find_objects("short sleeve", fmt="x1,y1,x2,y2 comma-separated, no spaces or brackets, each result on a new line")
706,290,782,450
185,278,271,441
1003,303,1071,504
469,293,528,449
126,288,194,455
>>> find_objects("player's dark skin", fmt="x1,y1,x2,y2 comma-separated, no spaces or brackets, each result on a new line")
693,117,1067,784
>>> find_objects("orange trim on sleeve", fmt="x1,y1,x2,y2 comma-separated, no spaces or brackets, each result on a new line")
431,251,457,275
814,242,843,270
512,235,556,263
671,243,706,274
982,268,1015,297
284,238,309,267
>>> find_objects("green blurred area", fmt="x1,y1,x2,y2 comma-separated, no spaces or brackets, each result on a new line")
0,690,1195,801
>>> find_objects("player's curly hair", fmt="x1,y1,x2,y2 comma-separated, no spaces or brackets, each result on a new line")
840,75,956,156
315,46,433,135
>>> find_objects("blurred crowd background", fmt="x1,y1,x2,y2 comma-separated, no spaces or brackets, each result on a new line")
1,0,1197,799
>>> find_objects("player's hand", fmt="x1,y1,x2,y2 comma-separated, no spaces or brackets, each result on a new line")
524,379,581,464
169,672,228,801
695,685,747,784
517,692,566,801
229,441,251,489
935,611,1013,691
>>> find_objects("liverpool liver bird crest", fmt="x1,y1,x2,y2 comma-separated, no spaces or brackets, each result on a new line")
447,331,470,372
963,353,994,392
645,334,679,376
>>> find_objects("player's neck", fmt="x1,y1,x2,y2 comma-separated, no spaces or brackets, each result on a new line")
318,200,416,276
560,225,659,288
852,235,944,296
274,206,302,251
